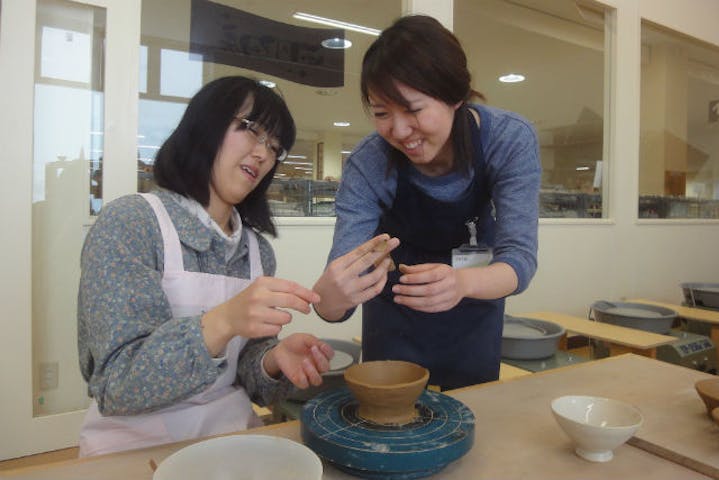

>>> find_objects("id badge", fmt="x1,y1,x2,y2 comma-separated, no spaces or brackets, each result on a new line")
451,245,493,268
451,216,493,268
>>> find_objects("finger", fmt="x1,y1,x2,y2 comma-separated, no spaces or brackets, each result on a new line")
399,264,445,285
267,278,321,305
268,292,316,314
302,358,324,386
398,263,439,274
371,237,400,270
393,282,431,297
346,235,399,274
394,290,455,312
310,345,331,373
351,261,392,302
245,322,283,338
330,234,390,271
290,369,309,389
257,307,293,326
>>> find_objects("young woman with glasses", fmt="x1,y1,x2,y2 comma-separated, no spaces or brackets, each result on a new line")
77,76,333,456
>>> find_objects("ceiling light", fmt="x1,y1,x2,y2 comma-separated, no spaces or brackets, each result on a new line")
287,154,307,159
576,166,590,171
321,37,352,49
292,12,380,36
258,79,276,88
333,121,351,127
499,73,525,83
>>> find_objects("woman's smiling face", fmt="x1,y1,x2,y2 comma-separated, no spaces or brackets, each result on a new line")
368,82,459,176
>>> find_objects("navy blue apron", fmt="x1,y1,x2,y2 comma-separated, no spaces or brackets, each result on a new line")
362,121,504,391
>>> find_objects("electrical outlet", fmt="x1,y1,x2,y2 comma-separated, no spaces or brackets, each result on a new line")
39,362,59,390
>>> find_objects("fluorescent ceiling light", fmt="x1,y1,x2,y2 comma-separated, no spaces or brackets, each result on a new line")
333,121,351,127
576,166,590,171
287,154,307,159
499,73,525,83
259,79,276,88
293,12,380,36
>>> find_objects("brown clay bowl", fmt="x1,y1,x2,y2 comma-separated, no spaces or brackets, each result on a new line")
695,378,719,417
344,360,429,425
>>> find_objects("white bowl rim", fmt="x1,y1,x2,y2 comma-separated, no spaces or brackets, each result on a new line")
551,394,643,430
153,434,322,480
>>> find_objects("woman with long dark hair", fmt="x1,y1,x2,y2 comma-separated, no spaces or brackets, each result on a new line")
78,76,333,456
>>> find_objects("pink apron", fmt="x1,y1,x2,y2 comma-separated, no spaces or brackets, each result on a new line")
79,193,263,457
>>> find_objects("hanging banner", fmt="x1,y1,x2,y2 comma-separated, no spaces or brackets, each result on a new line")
190,0,345,87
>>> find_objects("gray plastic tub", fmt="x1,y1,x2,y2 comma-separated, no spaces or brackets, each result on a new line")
501,315,566,360
590,300,676,334
681,282,719,310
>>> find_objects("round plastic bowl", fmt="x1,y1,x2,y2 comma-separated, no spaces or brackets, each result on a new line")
551,395,643,462
590,300,676,334
344,360,429,425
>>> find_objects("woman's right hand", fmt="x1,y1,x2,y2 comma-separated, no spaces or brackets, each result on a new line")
200,276,320,356
312,234,400,321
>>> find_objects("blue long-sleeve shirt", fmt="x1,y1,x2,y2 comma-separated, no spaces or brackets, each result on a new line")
328,103,540,311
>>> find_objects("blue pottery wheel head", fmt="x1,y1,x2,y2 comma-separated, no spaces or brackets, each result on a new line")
300,387,475,479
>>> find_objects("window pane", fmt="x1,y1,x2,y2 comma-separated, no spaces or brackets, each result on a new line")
455,0,606,218
33,0,105,416
138,0,402,215
639,22,719,219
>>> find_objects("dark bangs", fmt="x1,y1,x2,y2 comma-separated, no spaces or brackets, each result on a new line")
245,85,296,155
153,76,295,237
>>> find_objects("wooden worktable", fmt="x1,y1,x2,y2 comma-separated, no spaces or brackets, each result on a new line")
521,311,677,358
630,299,719,346
3,355,717,480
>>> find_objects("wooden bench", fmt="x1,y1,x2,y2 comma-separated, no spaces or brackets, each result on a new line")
519,311,676,358
629,298,719,346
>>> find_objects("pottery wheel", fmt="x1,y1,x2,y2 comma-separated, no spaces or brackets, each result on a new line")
300,387,475,479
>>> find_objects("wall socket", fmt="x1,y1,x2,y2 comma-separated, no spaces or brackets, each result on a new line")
39,362,59,390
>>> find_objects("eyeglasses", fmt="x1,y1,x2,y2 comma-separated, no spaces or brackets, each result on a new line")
235,117,288,162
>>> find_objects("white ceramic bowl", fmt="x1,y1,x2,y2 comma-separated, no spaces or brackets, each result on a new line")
153,434,322,480
551,395,643,462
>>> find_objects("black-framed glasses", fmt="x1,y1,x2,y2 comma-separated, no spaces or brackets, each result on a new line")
235,117,288,162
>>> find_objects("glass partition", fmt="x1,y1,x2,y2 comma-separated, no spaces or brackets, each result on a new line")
32,0,105,416
639,22,719,219
455,0,607,219
138,0,402,217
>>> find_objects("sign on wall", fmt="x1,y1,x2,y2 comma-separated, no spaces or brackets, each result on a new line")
190,0,345,88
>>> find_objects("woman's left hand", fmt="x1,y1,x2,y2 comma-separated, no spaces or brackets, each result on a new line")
391,263,470,313
263,334,334,389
